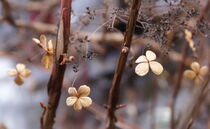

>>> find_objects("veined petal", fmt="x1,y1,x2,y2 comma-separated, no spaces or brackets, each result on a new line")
184,70,196,80
135,55,147,63
14,76,24,85
7,69,17,76
191,62,200,73
16,63,26,72
78,85,90,97
20,69,31,78
135,62,149,76
199,66,209,76
48,40,54,53
68,87,78,96
40,35,47,46
149,61,163,75
41,53,53,69
66,96,77,106
146,50,156,61
79,97,92,107
73,100,82,111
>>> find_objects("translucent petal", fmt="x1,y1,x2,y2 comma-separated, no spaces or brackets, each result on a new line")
194,76,202,85
40,35,47,46
135,55,147,63
7,69,17,76
135,62,149,76
14,76,24,85
47,40,54,53
146,50,156,61
32,38,41,44
66,96,77,106
79,97,92,107
16,63,26,72
78,85,90,97
41,53,53,69
20,69,31,78
199,66,209,76
191,62,200,73
73,100,82,111
149,61,163,75
184,70,196,80
68,87,78,96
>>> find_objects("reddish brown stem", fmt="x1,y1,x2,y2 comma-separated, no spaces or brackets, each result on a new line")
106,0,141,129
40,0,72,129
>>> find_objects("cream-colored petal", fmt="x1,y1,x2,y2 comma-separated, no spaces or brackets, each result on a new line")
7,69,17,76
194,76,203,85
149,61,163,75
48,40,54,52
191,62,200,73
79,97,92,107
78,85,90,97
146,50,156,61
199,66,209,76
32,38,41,44
68,87,78,96
135,55,147,63
16,63,26,72
135,62,149,76
20,69,31,78
41,53,53,69
184,70,196,80
66,96,77,106
14,76,24,85
73,100,82,111
40,35,47,46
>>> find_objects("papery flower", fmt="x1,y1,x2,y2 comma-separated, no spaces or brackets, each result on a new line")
184,61,208,85
184,29,196,52
66,85,92,111
32,35,54,69
7,63,31,85
135,50,163,76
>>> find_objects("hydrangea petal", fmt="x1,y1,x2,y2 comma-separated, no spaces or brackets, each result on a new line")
73,100,82,111
191,62,200,73
40,35,47,46
16,64,26,72
41,53,53,69
79,97,92,107
149,61,163,75
135,62,149,76
135,55,147,63
199,66,208,76
7,69,17,76
68,87,77,96
14,76,24,85
20,69,31,78
146,50,156,61
78,85,90,97
66,96,77,106
184,70,196,80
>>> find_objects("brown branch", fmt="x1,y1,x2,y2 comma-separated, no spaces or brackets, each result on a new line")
0,0,15,26
40,0,72,129
106,0,142,129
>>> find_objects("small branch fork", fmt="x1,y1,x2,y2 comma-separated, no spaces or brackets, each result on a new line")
40,0,72,129
106,0,142,129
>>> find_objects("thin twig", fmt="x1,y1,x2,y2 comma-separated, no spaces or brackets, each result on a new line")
0,0,15,26
106,0,142,129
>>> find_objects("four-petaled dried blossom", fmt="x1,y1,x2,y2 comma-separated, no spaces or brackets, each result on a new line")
135,50,163,76
184,29,196,52
32,35,54,69
184,61,208,85
7,63,31,85
66,85,92,111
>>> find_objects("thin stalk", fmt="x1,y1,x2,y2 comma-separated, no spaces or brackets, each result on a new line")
106,0,142,129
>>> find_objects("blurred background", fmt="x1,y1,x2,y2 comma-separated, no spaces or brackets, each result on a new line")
0,0,210,129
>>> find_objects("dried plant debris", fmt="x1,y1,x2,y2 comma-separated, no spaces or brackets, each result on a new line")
184,29,196,52
184,61,208,85
66,85,92,111
8,63,31,85
135,50,163,76
32,35,54,69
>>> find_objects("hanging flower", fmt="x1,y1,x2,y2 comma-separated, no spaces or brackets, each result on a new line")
135,50,163,76
32,35,54,69
7,63,31,85
184,61,208,85
66,85,92,111
184,29,196,52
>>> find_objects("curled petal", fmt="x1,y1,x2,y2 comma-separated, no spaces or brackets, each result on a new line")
78,85,90,97
149,61,163,75
40,35,47,46
135,62,149,76
135,55,147,63
7,69,17,76
146,50,156,61
16,63,26,72
191,62,200,73
73,100,82,111
20,69,31,78
79,97,92,107
47,40,54,53
14,76,24,85
32,38,41,44
199,66,209,76
68,87,78,96
184,70,196,80
66,96,77,106
41,53,53,69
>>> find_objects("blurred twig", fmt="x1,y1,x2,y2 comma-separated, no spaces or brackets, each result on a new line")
106,0,141,129
0,0,15,26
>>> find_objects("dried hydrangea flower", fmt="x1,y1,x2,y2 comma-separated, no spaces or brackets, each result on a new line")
135,50,163,76
7,63,31,85
184,29,196,52
32,35,54,69
184,61,208,85
66,85,92,111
